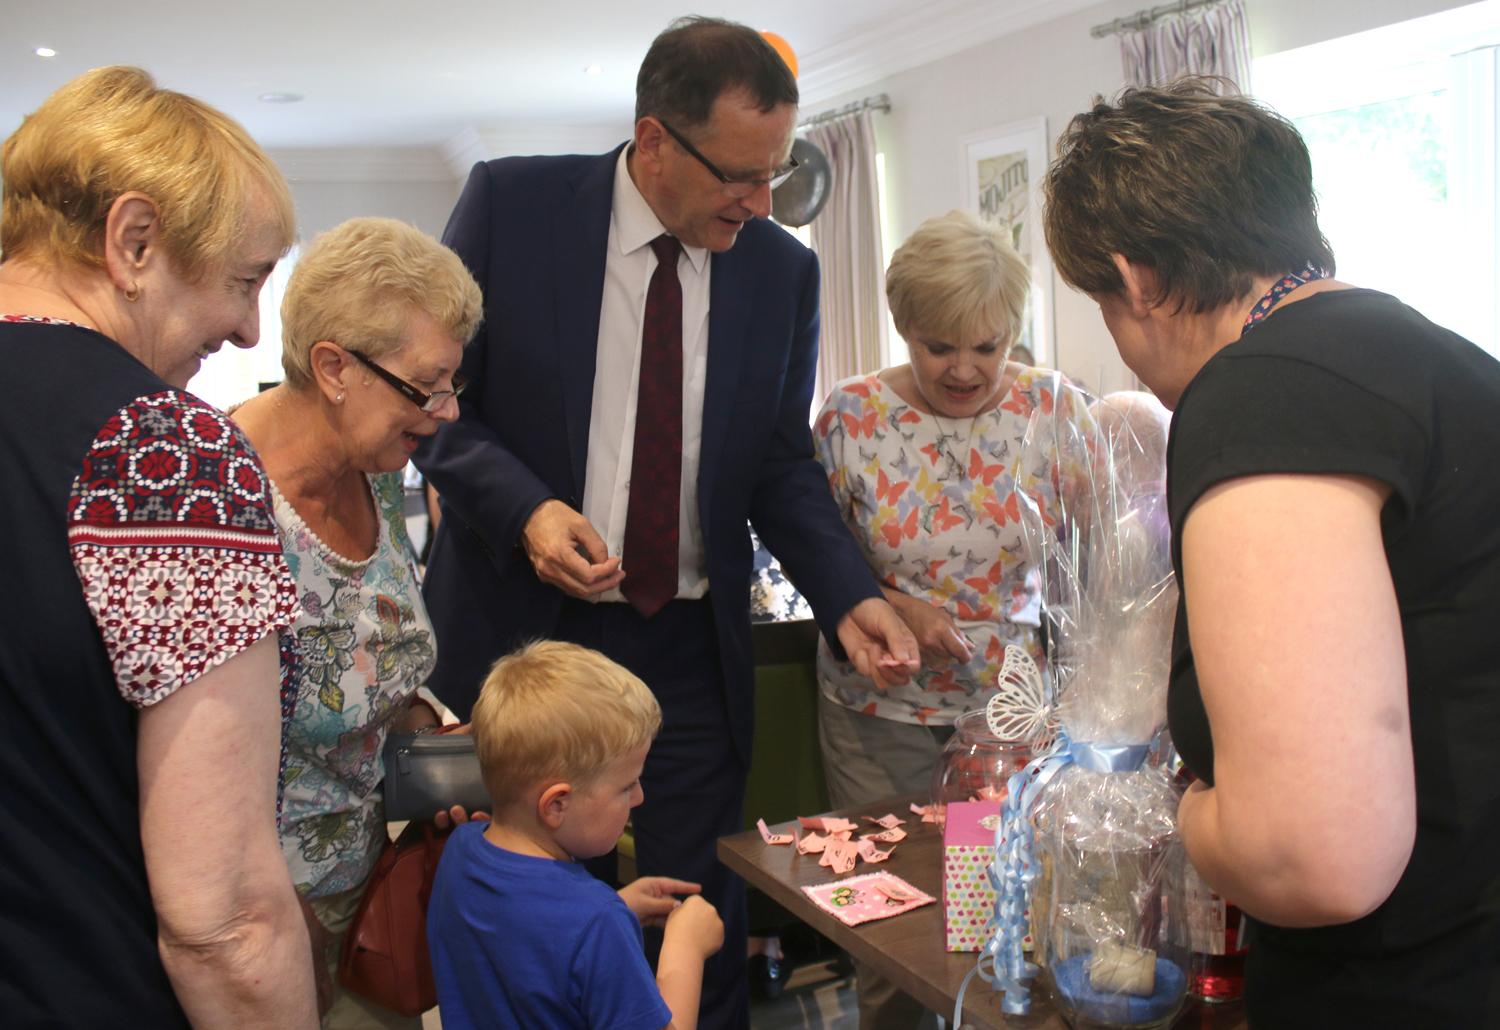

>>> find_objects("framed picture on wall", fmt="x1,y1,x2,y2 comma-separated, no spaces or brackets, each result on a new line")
959,116,1052,366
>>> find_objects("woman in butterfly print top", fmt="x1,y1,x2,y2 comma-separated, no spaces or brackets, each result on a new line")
814,213,1094,735
231,219,483,1029
812,212,1094,1030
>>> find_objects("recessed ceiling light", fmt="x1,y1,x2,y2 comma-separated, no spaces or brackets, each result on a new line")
35,47,56,58
259,92,304,103
584,66,603,75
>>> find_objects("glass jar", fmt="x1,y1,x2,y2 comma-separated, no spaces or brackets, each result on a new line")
929,709,1034,831
1032,765,1189,1030
1178,858,1248,1003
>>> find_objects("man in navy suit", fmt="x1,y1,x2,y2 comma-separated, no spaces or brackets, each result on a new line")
416,18,917,1029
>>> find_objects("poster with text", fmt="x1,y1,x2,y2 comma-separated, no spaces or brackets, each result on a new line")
961,117,1051,366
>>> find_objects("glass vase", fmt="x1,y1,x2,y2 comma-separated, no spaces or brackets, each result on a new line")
1032,764,1188,1030
928,709,1033,831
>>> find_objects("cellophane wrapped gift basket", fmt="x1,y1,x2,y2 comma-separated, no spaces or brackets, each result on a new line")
961,391,1187,1030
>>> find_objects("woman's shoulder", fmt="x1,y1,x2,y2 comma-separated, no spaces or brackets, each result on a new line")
370,471,420,564
814,372,891,442
995,365,1092,421
70,389,275,533
827,371,889,404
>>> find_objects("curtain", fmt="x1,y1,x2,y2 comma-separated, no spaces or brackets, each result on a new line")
1120,0,1252,93
806,110,888,405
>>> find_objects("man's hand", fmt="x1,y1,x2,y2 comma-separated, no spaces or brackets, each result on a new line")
521,499,625,598
836,596,919,691
882,587,973,666
618,877,702,928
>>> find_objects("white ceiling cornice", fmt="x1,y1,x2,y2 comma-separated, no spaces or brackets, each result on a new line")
266,147,455,183
441,123,634,178
797,0,1108,107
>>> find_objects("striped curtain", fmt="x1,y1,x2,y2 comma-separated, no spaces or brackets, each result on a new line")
1121,0,1252,93
807,110,888,405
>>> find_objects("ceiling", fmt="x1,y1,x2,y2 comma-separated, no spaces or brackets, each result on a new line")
3,0,1101,150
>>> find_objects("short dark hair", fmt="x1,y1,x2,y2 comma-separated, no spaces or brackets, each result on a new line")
635,16,798,133
1043,77,1335,313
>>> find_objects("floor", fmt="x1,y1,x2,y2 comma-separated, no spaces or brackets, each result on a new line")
418,960,858,1030
751,960,860,1030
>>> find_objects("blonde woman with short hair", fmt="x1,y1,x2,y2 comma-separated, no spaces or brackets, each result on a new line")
812,210,1095,1029
231,217,483,1029
0,66,315,1029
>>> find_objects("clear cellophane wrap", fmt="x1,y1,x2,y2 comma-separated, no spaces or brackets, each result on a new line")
1015,390,1188,1028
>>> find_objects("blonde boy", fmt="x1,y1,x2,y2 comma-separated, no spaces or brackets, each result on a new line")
427,641,723,1030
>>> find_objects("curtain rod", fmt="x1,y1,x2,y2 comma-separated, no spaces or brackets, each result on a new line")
799,93,891,130
1090,0,1222,38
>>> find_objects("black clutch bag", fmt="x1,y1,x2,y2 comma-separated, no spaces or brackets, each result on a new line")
381,731,492,822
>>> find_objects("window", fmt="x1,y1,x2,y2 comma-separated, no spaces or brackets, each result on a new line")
1255,0,1500,355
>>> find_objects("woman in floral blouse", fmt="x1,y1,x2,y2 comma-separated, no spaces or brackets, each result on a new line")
232,218,483,1029
813,210,1094,1029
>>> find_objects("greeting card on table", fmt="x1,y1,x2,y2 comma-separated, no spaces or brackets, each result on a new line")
943,800,1031,952
802,872,935,927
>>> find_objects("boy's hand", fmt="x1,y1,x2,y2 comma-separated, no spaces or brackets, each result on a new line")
619,877,701,928
433,805,491,830
664,895,724,959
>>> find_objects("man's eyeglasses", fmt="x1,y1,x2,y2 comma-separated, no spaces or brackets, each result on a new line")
348,348,466,414
657,118,799,199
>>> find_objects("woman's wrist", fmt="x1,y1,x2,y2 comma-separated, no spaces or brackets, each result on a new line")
397,698,442,733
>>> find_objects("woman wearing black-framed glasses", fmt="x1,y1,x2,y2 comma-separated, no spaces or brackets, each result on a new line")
230,217,489,1026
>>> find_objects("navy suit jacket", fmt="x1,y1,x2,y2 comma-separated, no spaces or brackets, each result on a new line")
415,146,881,756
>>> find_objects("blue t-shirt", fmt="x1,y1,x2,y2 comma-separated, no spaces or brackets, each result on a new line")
429,822,673,1030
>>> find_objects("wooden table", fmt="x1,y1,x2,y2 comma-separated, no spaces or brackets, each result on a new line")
719,791,1246,1030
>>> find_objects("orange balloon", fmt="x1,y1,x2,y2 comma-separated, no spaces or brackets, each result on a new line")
761,31,798,79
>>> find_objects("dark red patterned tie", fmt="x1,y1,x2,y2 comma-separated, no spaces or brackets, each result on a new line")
621,235,683,618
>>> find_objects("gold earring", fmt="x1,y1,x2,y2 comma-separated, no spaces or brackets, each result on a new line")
123,281,141,302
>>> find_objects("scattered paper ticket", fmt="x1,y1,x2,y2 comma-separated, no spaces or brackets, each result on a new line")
856,839,894,863
819,838,859,874
909,802,937,823
864,814,906,829
799,816,858,834
872,879,920,903
860,826,907,843
796,830,828,855
756,818,793,845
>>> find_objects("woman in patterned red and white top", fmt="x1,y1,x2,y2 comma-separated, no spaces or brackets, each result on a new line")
812,210,1095,1030
0,68,317,1029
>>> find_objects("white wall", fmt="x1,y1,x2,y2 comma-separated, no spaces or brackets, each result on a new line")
811,0,1478,396
283,179,462,239
267,147,463,241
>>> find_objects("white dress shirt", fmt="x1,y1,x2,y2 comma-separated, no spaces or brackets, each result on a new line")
581,146,711,603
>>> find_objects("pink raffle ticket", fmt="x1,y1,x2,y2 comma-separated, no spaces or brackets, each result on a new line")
757,812,907,870
803,872,936,926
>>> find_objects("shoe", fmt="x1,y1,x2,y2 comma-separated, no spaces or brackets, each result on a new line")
748,954,794,1000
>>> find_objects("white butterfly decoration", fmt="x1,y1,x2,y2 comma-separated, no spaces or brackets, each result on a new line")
986,645,1059,746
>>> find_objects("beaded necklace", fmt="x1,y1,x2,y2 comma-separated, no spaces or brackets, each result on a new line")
1241,265,1326,336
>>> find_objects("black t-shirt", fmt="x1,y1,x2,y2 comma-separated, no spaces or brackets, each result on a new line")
1166,289,1500,1027
0,319,294,1028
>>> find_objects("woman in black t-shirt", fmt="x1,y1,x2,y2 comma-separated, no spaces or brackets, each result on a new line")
0,69,317,1028
1042,79,1500,1027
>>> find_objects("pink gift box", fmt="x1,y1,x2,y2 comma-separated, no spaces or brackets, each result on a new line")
943,801,1032,952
